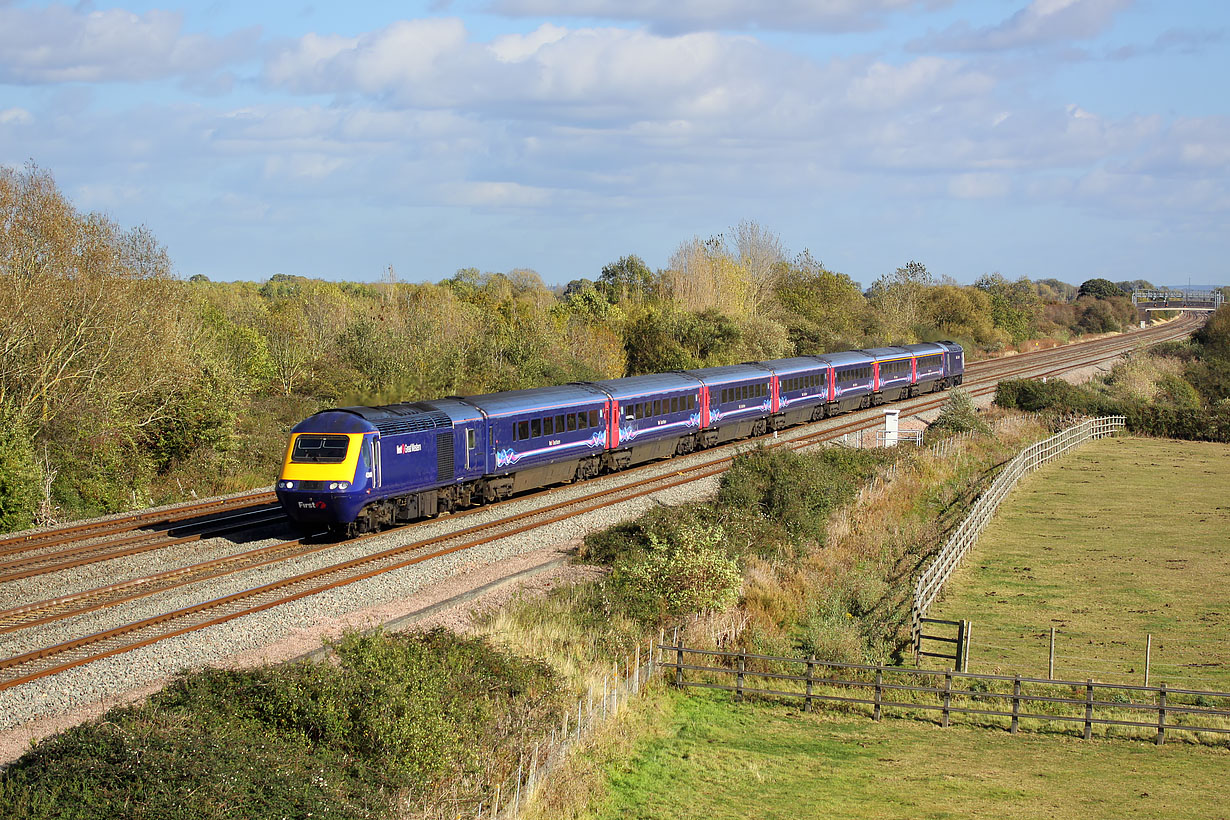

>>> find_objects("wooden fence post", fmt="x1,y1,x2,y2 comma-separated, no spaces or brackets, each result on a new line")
676,645,684,688
1156,684,1167,746
805,655,814,712
955,620,967,672
1144,634,1152,688
963,622,972,673
874,668,883,721
514,755,523,817
736,651,745,703
1010,675,1021,734
943,671,952,728
1083,680,1094,740
1049,627,1055,680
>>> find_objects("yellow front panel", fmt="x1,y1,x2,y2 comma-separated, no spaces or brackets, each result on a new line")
280,432,366,482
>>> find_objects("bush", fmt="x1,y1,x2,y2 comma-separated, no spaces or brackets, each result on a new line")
716,445,880,551
929,389,991,435
0,630,563,819
0,408,39,531
606,520,741,625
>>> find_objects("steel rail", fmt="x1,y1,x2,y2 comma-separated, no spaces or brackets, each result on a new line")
0,492,279,556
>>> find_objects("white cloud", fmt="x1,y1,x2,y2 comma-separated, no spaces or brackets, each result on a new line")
0,4,259,84
488,0,949,34
490,23,568,62
0,107,33,125
1109,27,1226,60
948,172,1010,198
913,0,1131,52
846,57,995,110
440,180,554,207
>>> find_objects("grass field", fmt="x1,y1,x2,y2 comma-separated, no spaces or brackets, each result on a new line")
582,691,1229,820
929,436,1230,691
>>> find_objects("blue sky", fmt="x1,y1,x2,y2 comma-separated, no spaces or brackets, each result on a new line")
1,0,1226,288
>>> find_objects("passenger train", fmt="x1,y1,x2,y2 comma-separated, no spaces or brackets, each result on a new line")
276,342,964,535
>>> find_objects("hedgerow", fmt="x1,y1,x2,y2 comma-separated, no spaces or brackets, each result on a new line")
0,630,563,820
994,308,1230,442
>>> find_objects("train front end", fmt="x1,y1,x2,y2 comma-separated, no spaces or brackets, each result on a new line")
275,411,377,531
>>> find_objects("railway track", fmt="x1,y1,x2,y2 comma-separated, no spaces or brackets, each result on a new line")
0,316,1199,694
0,315,1190,611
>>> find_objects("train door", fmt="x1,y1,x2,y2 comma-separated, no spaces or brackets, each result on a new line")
359,434,379,489
607,399,619,448
465,425,479,471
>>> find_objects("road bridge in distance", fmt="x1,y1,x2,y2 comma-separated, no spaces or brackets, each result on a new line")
1132,289,1225,312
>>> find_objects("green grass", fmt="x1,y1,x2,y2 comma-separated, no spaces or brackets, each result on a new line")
583,690,1230,820
930,437,1230,691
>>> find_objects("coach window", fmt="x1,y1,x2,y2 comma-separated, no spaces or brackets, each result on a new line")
531,419,541,438
556,415,566,433
567,414,577,431
517,421,529,441
653,399,661,416
588,410,599,427
578,412,588,429
670,397,678,413
544,417,554,436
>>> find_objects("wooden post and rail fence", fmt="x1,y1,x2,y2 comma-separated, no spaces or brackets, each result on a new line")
658,644,1230,746
910,416,1127,660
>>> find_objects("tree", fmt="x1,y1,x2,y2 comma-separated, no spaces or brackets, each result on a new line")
922,284,998,346
867,260,933,344
732,220,786,312
662,237,752,316
774,250,867,353
598,255,655,303
1078,278,1124,300
974,273,1040,343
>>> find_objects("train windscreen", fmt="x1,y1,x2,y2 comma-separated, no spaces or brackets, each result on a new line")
291,434,350,463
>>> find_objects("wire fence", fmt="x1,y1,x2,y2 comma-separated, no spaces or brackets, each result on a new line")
660,643,1230,747
910,416,1127,653
967,632,1228,691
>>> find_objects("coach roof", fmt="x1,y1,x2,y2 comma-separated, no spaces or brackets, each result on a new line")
814,350,875,368
461,383,607,418
591,372,701,401
683,363,773,384
758,356,832,376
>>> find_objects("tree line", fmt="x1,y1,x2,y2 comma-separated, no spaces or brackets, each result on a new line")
0,163,1155,530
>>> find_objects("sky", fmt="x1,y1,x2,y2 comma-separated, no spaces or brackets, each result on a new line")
0,0,1227,288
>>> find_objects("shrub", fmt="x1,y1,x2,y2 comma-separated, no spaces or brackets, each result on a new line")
0,630,563,819
0,407,39,532
606,521,741,625
929,389,991,435
716,445,883,551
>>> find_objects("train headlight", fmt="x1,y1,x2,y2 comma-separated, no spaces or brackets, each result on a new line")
279,481,294,490
329,482,339,490
338,481,349,490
